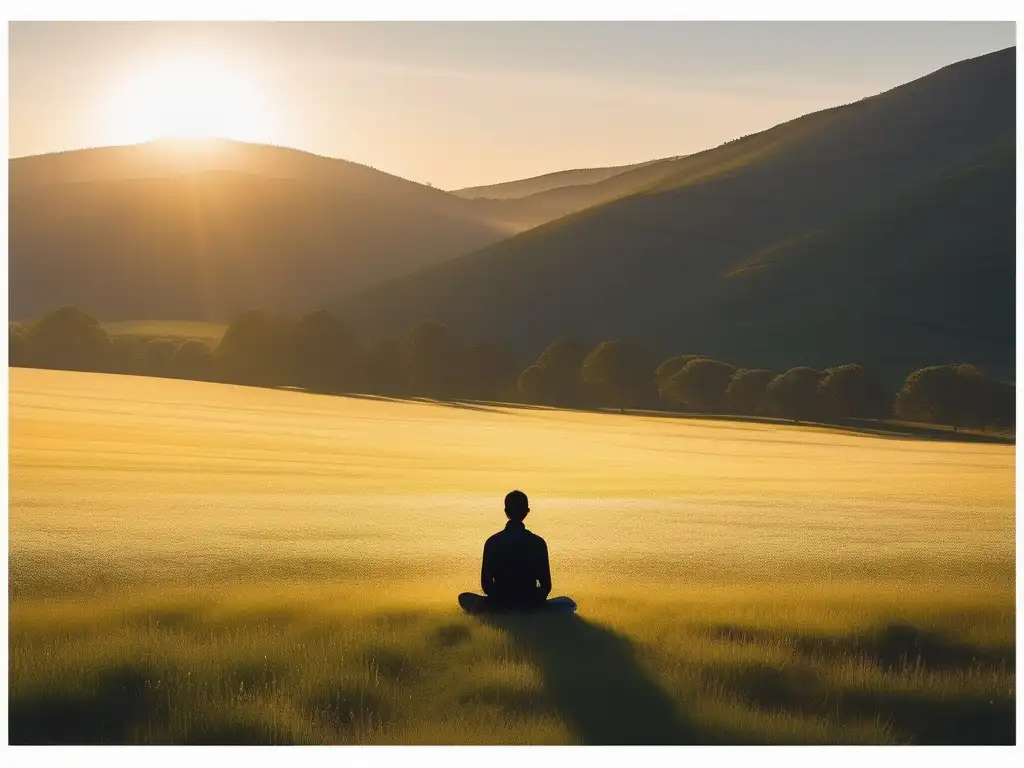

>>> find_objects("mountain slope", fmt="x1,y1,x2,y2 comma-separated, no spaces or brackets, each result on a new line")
451,157,673,199
679,143,1016,380
8,140,516,322
461,154,695,230
338,47,1016,383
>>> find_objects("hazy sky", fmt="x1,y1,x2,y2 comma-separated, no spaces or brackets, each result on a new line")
8,21,1015,189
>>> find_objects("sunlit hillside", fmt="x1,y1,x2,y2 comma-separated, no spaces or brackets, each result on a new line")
9,369,1014,744
452,158,665,199
8,140,513,322
9,139,678,322
450,156,685,229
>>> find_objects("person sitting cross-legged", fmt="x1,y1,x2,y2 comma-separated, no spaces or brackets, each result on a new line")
458,490,576,614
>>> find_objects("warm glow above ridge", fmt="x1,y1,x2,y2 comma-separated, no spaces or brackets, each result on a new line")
102,54,275,145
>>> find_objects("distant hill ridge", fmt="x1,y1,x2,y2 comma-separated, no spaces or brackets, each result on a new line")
451,156,680,200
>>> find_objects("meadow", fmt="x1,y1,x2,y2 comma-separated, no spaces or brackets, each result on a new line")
7,367,1015,744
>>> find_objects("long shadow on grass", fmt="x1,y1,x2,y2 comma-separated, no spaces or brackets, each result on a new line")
708,621,1016,745
9,664,160,745
475,611,697,745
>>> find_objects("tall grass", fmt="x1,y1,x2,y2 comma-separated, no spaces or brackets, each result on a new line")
10,582,1013,745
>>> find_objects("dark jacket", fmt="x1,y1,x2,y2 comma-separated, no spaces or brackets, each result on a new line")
481,520,552,608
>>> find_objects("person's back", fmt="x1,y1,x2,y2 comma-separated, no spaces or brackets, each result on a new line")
458,490,575,615
480,490,551,610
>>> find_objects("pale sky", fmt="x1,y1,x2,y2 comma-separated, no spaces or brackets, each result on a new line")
8,21,1016,189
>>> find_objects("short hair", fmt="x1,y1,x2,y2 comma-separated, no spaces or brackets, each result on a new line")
504,490,529,521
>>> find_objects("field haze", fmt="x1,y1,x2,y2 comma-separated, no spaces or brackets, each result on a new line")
8,368,1015,744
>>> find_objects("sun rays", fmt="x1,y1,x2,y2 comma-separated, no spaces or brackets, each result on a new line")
102,53,276,145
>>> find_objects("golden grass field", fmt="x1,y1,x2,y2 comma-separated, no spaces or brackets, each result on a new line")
7,367,1016,744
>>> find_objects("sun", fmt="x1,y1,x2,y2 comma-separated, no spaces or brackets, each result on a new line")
103,54,275,145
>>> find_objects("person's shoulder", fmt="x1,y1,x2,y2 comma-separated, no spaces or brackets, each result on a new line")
526,530,548,546
484,530,504,545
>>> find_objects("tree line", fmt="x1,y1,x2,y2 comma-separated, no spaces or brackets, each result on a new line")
9,305,1015,433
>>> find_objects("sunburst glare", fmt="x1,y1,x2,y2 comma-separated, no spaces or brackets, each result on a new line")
102,53,275,145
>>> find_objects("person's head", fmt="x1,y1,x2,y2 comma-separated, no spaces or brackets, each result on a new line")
504,490,529,522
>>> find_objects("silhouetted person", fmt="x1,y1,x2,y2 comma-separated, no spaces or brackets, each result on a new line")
459,490,575,613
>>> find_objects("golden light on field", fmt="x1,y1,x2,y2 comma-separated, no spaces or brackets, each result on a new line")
8,368,1014,599
102,53,275,144
8,369,1016,745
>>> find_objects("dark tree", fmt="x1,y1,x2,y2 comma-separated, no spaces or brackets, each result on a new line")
29,306,111,373
215,310,296,386
109,336,144,375
143,338,178,378
466,340,520,401
9,323,32,367
173,339,216,381
531,338,591,407
664,358,737,413
817,364,891,420
292,310,361,393
726,368,775,415
894,364,997,430
765,367,827,422
655,355,704,388
581,340,657,412
517,364,556,405
537,338,591,373
354,338,406,396
400,321,467,398
978,378,1015,431
655,355,706,409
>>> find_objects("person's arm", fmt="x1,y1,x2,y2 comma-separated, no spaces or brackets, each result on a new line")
537,539,552,600
481,538,495,595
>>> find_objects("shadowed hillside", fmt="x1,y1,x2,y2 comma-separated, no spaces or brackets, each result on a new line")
8,140,518,322
9,139,696,320
339,48,1016,383
708,144,1015,379
460,154,693,230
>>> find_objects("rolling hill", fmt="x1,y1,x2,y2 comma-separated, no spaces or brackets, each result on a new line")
8,139,522,322
451,159,665,199
8,139,696,322
455,154,694,230
339,47,1016,383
